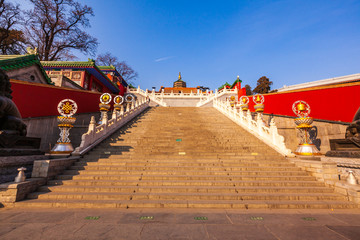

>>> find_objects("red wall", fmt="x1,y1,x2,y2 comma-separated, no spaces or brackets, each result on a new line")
247,83,360,123
11,80,104,118
118,84,126,95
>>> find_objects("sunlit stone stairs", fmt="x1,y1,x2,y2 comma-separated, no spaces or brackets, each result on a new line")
16,107,357,209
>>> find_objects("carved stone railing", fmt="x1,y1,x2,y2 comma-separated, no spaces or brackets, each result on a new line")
72,98,149,156
129,86,238,107
213,99,294,157
196,88,238,107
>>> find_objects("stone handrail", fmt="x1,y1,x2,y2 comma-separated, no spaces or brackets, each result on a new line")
213,99,294,157
72,98,149,156
130,86,238,107
196,88,238,107
129,87,167,106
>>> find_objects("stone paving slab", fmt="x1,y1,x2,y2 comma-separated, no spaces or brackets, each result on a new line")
1,208,360,239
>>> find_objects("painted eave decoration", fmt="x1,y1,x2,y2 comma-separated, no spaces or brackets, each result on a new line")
0,54,54,85
41,59,120,93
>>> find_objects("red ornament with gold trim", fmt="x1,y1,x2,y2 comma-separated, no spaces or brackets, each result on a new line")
253,94,265,112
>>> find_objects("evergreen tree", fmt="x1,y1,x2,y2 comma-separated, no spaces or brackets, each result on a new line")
244,84,252,96
253,76,273,94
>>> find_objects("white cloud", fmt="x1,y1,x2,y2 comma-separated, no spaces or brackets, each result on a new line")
155,56,175,62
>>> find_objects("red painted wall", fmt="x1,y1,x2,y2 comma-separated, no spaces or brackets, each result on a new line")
247,83,360,123
11,80,104,118
118,84,126,95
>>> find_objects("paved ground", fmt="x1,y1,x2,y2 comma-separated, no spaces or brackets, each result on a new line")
1,208,360,240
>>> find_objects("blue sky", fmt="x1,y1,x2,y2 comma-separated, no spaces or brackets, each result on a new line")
35,0,360,90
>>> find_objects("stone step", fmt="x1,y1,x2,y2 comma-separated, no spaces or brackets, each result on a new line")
82,156,287,162
15,199,358,209
56,174,317,181
69,165,303,172
62,169,310,177
75,161,295,168
27,192,346,202
36,185,335,194
47,179,327,187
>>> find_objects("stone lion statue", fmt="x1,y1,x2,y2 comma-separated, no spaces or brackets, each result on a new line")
0,69,27,136
345,107,360,147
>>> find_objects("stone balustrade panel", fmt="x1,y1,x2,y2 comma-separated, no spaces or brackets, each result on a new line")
213,99,293,157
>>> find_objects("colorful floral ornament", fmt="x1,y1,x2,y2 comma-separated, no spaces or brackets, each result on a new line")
114,95,124,105
125,93,135,103
292,100,311,117
253,94,265,112
100,93,112,104
57,99,78,117
239,96,249,111
240,96,249,105
252,94,264,105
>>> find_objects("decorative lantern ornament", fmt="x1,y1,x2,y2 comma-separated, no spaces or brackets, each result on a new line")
230,96,236,108
124,93,136,111
253,94,265,112
51,99,78,154
113,95,124,114
292,100,321,156
239,96,249,111
98,93,112,125
125,93,135,103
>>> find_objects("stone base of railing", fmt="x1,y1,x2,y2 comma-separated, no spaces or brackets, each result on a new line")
0,156,80,206
289,156,360,204
0,178,46,206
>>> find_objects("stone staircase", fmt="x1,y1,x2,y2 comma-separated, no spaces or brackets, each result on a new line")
16,107,357,209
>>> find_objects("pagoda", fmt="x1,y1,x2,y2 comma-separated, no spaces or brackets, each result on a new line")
173,72,186,88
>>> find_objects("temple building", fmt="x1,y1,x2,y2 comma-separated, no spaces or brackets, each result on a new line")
219,76,246,100
173,72,186,88
0,54,53,85
98,65,128,94
159,72,200,94
42,59,126,94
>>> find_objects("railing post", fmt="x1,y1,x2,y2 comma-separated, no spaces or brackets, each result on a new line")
102,110,108,126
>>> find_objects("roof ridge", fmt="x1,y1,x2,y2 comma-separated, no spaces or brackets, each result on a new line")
0,54,53,85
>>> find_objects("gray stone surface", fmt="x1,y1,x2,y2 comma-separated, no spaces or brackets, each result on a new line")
23,111,101,153
1,208,360,239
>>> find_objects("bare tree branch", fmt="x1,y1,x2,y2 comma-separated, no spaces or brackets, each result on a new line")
96,52,138,84
0,1,26,54
23,0,98,61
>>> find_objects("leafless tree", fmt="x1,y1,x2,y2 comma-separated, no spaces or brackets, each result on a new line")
96,52,138,84
23,0,98,61
0,1,26,54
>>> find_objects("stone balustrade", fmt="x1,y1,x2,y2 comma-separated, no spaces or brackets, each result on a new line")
213,99,294,157
129,86,238,107
72,97,149,156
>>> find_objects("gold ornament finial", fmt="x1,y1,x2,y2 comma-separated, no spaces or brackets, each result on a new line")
237,75,240,80
178,72,182,80
256,95,261,102
297,101,306,111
